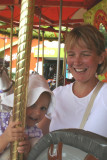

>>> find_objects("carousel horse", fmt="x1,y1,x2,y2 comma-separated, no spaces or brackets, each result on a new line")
0,66,14,111
0,66,14,160
27,129,107,160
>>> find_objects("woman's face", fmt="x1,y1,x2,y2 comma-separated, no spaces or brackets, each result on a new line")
26,92,51,127
67,41,104,83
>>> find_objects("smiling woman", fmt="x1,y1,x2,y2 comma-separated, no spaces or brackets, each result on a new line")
38,24,107,140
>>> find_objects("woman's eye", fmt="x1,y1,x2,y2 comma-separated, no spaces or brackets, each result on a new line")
70,54,74,57
82,54,89,56
68,53,75,57
81,51,92,56
82,53,91,56
41,106,47,111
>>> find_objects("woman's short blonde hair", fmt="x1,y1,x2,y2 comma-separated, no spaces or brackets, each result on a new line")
65,24,106,74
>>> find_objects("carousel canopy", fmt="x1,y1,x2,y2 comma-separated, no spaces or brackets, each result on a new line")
0,0,101,41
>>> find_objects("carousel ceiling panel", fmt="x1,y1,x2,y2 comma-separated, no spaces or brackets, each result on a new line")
0,0,102,40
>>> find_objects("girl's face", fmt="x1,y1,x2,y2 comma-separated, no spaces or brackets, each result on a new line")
26,92,51,127
67,41,104,83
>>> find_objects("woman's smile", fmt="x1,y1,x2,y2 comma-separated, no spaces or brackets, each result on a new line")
74,68,87,73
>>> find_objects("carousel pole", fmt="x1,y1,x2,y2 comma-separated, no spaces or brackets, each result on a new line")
37,11,41,73
9,6,14,80
63,47,66,85
10,0,35,160
62,27,68,85
3,36,6,67
42,31,44,76
56,0,63,88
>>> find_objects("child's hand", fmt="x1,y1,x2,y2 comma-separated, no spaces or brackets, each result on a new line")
4,120,25,143
17,134,31,156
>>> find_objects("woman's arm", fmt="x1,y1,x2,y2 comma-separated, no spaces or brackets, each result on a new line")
38,116,51,135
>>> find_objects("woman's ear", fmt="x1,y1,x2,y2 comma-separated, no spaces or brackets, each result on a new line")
99,51,106,65
97,51,107,75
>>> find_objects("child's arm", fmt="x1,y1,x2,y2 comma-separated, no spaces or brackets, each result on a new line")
0,131,9,153
0,120,24,153
0,119,31,159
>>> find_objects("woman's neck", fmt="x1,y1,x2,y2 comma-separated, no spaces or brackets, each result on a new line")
72,78,99,98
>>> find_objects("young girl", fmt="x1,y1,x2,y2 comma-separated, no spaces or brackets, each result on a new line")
0,73,55,160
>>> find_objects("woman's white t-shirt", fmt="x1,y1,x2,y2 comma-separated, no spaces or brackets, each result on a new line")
49,82,107,137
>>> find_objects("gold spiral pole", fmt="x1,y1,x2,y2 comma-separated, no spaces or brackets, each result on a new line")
10,0,35,160
9,6,14,80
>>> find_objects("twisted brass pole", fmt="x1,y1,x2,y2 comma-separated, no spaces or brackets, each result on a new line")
10,0,35,160
56,0,63,88
9,6,14,80
42,31,44,76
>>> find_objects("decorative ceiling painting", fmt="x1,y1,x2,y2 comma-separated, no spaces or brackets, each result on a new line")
84,0,107,49
84,0,107,31
0,0,102,41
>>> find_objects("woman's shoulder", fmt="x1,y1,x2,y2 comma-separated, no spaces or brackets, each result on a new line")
96,82,107,97
53,83,73,95
98,82,107,107
101,82,107,92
